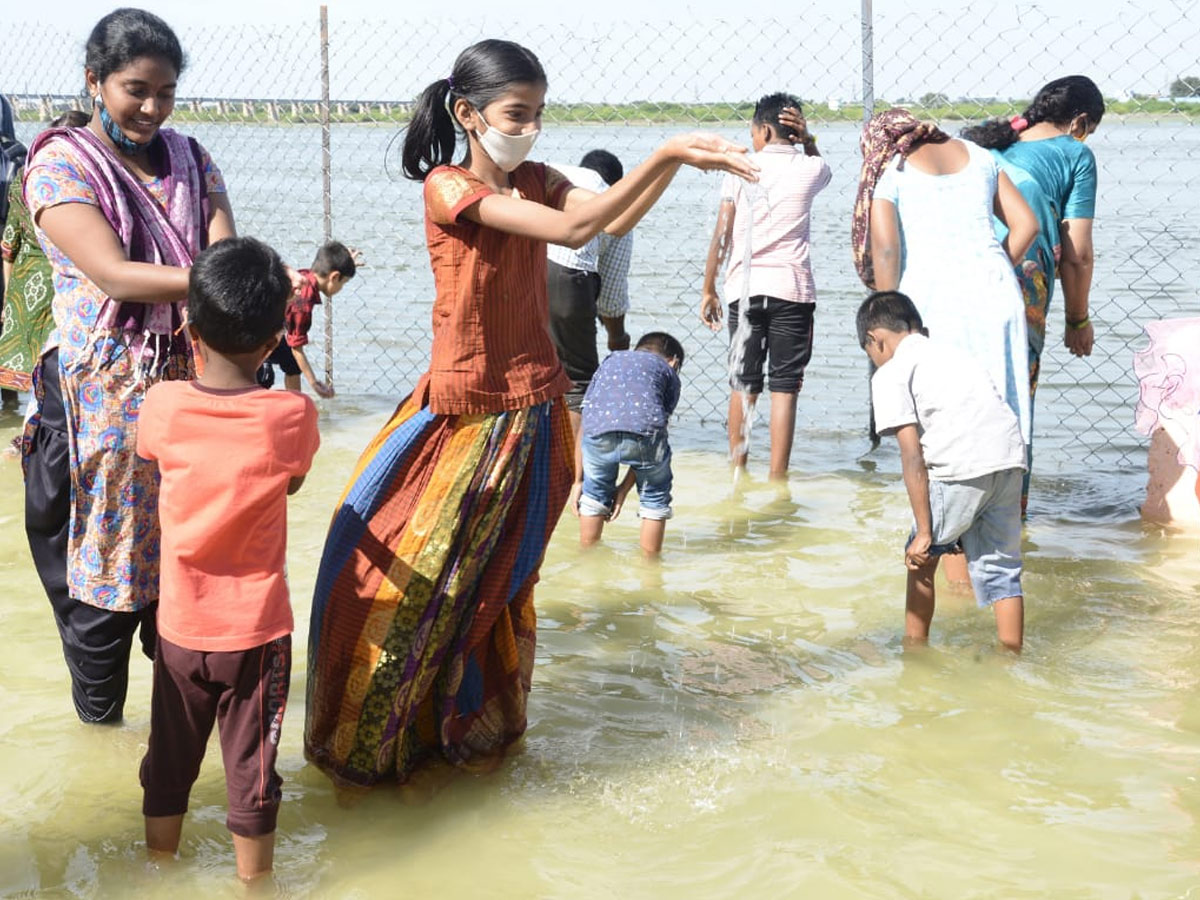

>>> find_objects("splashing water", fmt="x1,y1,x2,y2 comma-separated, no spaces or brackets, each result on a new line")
726,180,766,485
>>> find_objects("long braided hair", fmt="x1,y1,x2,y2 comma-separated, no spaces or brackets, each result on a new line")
962,75,1104,150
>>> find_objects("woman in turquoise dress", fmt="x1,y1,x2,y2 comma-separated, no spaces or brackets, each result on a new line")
962,76,1105,510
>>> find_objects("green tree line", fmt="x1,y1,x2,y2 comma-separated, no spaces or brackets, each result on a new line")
16,95,1200,127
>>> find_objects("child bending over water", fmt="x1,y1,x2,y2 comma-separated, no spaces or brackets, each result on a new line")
257,240,358,396
857,291,1025,651
571,331,684,556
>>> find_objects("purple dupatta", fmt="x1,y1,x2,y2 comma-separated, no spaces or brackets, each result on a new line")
24,125,210,373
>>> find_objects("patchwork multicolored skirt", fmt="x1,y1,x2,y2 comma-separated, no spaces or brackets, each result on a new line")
1014,250,1052,510
304,394,572,786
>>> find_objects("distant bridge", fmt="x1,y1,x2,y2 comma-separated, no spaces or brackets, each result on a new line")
4,93,414,121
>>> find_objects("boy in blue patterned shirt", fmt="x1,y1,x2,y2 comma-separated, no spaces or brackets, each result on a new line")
570,331,683,556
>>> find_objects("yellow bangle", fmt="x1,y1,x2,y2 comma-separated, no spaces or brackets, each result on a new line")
1066,316,1090,330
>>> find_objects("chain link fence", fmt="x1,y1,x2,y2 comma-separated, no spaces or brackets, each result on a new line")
3,2,1198,475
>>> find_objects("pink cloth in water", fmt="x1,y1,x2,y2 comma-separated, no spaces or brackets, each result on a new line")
1133,317,1200,472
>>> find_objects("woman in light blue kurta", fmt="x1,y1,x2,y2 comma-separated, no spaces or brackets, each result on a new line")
872,138,1034,448
963,76,1104,509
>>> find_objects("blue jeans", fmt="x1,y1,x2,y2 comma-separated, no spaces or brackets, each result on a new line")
907,467,1024,607
579,431,673,520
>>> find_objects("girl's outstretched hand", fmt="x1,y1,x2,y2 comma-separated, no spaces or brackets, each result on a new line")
668,133,759,181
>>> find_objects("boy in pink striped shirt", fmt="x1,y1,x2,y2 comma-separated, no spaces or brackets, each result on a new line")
701,93,831,481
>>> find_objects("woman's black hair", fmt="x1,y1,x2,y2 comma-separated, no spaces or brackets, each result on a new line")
86,7,185,83
961,75,1104,150
50,110,92,128
401,39,546,182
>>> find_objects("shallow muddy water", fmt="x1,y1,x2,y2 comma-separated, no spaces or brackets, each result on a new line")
2,394,1198,899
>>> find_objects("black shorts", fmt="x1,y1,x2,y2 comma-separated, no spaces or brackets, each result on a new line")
265,341,302,376
546,260,601,412
727,296,814,394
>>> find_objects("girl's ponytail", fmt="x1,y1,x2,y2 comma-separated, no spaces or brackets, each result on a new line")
402,78,457,181
1023,75,1104,132
963,75,1104,151
961,116,1022,150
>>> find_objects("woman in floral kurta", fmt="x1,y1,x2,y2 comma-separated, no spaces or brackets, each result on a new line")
25,139,225,605
23,8,235,723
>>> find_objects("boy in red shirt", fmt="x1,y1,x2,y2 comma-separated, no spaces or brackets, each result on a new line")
137,236,320,882
257,240,357,396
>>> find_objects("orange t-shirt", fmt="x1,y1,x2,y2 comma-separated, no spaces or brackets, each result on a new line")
136,382,320,652
420,161,574,414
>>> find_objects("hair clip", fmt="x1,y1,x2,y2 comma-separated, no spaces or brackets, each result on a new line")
1010,116,1029,132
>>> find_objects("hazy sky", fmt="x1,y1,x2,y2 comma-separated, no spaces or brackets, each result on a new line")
4,1,1198,103
5,0,1157,24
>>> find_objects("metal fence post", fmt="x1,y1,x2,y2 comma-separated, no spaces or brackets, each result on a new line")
860,0,879,443
319,4,334,381
861,0,874,123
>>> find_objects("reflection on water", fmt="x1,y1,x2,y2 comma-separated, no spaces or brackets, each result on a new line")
2,398,1199,898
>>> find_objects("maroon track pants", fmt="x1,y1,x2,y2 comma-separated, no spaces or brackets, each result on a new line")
140,635,291,837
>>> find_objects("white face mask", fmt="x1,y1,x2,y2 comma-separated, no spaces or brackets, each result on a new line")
476,110,539,172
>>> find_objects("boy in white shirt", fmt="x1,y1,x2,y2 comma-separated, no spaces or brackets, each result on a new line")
857,290,1026,651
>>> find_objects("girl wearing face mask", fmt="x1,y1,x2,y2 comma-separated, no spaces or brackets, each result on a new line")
21,8,235,725
304,38,757,788
962,76,1105,511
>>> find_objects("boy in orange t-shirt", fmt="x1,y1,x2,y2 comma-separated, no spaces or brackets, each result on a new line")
136,236,320,882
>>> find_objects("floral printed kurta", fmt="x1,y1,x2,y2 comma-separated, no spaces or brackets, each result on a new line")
23,135,224,612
